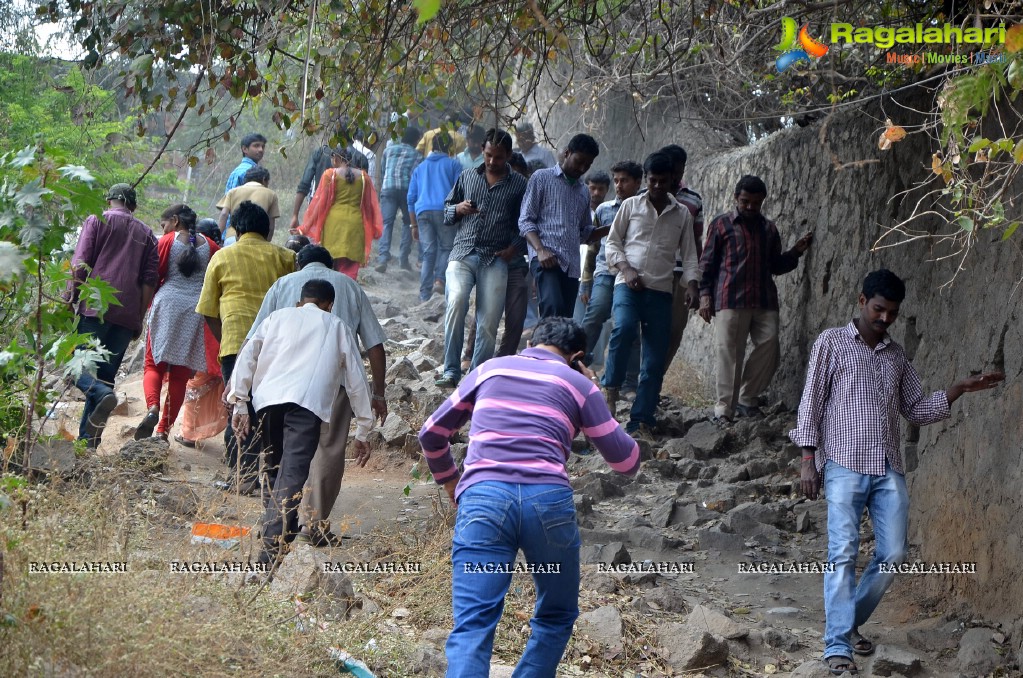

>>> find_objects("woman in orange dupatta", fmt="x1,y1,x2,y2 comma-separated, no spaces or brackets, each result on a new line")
297,145,382,280
174,324,228,447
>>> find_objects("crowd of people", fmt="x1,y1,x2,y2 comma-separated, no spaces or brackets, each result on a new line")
63,120,1004,677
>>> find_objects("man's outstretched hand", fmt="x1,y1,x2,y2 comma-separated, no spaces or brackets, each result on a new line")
948,371,1005,404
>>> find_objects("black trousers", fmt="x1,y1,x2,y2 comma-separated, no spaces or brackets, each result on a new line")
221,354,261,481
258,403,322,559
530,258,580,319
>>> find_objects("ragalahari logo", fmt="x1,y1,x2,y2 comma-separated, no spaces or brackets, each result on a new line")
774,17,829,72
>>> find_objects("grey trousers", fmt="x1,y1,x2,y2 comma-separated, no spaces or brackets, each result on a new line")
298,388,353,533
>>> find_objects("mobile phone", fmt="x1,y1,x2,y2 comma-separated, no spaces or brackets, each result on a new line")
571,359,584,372
469,199,478,209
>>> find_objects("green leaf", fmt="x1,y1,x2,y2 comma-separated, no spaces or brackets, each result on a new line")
10,145,35,168
15,179,52,209
1013,140,1023,163
58,165,96,183
413,0,441,24
402,483,412,496
957,215,975,232
0,242,27,281
1003,221,1020,240
967,138,991,153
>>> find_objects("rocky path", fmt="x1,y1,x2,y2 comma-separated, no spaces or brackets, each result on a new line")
39,265,1016,677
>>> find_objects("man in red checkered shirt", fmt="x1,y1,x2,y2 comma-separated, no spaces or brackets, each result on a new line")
789,268,1003,676
698,175,813,422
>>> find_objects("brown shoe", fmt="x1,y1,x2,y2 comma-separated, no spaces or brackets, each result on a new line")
603,387,619,413
433,279,445,295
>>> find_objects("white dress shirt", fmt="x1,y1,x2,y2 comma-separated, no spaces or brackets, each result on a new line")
605,193,699,294
353,140,378,185
227,303,374,441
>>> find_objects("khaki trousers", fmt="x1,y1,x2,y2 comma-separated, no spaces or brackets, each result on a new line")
298,388,353,532
713,309,779,418
665,272,692,366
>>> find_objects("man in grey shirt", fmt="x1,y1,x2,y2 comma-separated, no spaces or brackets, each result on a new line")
247,244,388,545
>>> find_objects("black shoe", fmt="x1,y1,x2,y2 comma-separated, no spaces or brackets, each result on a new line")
215,477,259,496
399,259,413,271
735,404,764,418
374,261,388,273
84,392,118,442
134,410,159,440
299,527,345,547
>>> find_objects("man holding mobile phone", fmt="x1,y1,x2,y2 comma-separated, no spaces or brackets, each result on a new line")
435,128,528,388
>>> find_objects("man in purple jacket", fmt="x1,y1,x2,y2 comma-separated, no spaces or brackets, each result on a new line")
419,316,640,677
66,183,159,448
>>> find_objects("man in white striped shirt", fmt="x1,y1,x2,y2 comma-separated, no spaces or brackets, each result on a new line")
789,269,1003,676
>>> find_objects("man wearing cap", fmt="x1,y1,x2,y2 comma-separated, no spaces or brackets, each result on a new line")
513,122,557,169
66,183,159,448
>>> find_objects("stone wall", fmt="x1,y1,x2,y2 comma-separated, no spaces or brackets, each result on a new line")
533,82,1023,629
681,94,1023,629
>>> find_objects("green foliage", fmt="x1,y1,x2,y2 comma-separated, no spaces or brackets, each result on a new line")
413,0,441,24
930,52,1023,244
0,146,117,459
0,54,179,225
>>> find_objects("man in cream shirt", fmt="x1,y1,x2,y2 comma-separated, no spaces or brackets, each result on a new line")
227,278,374,565
602,151,700,436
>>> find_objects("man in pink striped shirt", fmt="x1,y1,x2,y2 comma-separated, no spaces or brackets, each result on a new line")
419,316,639,676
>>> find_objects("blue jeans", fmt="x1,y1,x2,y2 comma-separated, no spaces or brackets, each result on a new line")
436,220,458,286
446,481,580,678
823,460,909,660
442,254,508,379
603,285,671,430
529,259,579,318
75,315,134,445
377,188,413,265
583,276,639,383
417,211,444,300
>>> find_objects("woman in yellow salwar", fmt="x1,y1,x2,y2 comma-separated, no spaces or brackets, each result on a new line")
297,146,383,280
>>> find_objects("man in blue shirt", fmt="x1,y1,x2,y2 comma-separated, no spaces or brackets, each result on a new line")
376,126,423,272
225,133,267,193
519,133,602,318
408,133,464,301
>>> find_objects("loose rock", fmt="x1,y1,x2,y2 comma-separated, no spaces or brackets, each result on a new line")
686,604,748,640
657,622,730,671
576,605,624,649
117,437,170,473
269,544,356,603
956,627,1002,675
871,645,923,676
698,527,745,553
681,421,732,459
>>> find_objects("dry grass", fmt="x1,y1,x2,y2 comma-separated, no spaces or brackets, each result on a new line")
661,358,713,408
0,461,689,677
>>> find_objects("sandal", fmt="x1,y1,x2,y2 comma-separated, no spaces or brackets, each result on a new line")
824,655,858,675
174,434,196,448
851,629,875,656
